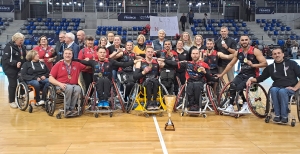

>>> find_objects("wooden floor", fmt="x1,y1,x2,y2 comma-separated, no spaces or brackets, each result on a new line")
0,74,300,154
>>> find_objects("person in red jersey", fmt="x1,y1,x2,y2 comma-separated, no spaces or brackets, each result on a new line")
78,35,99,91
158,48,217,111
49,48,87,116
218,35,267,114
33,35,55,70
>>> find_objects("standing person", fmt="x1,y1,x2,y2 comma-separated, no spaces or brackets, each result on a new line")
203,13,208,27
54,31,66,63
98,36,110,58
2,32,26,108
152,29,166,51
106,32,115,48
107,35,125,80
78,35,98,92
187,10,194,25
76,30,86,50
188,35,206,61
262,45,272,59
246,6,251,21
180,13,187,31
65,32,80,59
215,26,237,82
218,35,267,114
285,38,292,57
33,35,55,70
291,43,298,59
179,32,193,52
174,40,188,95
133,34,147,58
246,48,300,123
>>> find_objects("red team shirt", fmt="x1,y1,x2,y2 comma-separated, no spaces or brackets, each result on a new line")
78,46,99,73
33,45,54,70
50,61,86,85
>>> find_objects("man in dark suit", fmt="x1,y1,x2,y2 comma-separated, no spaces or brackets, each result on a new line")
65,32,80,59
54,31,66,63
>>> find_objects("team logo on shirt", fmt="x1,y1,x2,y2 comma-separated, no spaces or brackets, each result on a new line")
73,66,76,70
62,67,65,70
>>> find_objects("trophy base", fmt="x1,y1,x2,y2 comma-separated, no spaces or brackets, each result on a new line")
165,119,175,131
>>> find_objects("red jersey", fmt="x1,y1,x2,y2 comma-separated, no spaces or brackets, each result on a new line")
50,61,86,85
33,45,54,70
179,60,210,81
78,46,99,73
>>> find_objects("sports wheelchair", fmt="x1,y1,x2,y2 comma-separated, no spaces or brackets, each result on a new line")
116,71,135,107
45,84,84,119
15,81,41,113
265,89,299,127
82,80,125,118
126,79,169,117
217,82,269,118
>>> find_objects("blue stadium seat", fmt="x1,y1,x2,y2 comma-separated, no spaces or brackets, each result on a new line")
96,30,101,35
62,18,66,22
194,23,198,27
256,19,261,23
191,27,195,31
281,26,285,31
272,19,277,23
94,40,99,46
225,19,229,23
286,27,291,31
290,35,295,40
218,23,222,27
122,31,127,35
122,35,126,40
113,26,117,31
138,27,143,31
45,22,49,26
28,30,33,35
62,26,67,30
24,39,31,45
271,23,275,27
132,26,137,31
57,26,62,31
101,31,106,35
220,19,225,23
263,27,268,31
55,30,60,35
269,27,274,31
97,26,102,31
276,23,282,27
277,40,284,46
211,19,215,23
193,31,197,36
37,18,42,22
242,23,247,27
261,19,266,23
107,26,113,31
49,22,54,26
274,31,279,35
26,25,31,30
73,26,78,31
117,26,122,31
64,22,69,26
229,19,234,23
75,22,80,26
117,31,122,35
206,27,211,31
47,18,52,22
197,19,202,23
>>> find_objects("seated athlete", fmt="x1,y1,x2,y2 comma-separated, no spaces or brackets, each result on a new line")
134,46,164,110
77,47,134,108
158,48,218,111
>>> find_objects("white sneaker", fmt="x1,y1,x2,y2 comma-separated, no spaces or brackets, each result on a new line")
239,103,251,113
10,102,18,109
37,100,45,105
224,104,234,112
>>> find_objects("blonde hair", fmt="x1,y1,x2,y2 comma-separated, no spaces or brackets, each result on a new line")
137,34,146,43
26,50,38,61
193,35,204,46
179,32,193,46
99,36,107,46
11,32,25,42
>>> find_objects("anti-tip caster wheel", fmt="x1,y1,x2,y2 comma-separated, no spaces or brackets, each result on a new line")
220,112,223,115
265,116,270,123
180,112,184,117
29,105,33,113
234,114,239,119
202,114,207,118
291,120,296,127
95,113,99,118
110,112,113,117
56,113,61,119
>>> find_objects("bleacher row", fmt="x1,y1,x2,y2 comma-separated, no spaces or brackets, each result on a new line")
19,18,85,35
256,18,300,46
0,17,13,35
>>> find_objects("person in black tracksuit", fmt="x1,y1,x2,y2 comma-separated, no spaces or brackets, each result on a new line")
247,48,300,123
77,47,133,106
2,33,26,108
174,40,188,95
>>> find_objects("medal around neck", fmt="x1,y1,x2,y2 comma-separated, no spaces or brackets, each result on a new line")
98,72,103,77
197,68,202,72
244,58,247,63
68,75,72,79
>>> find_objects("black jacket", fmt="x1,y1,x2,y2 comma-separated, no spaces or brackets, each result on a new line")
20,61,50,81
256,59,300,88
2,41,26,76
53,41,65,63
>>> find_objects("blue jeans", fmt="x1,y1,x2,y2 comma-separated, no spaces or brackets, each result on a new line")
292,52,297,59
27,78,49,102
287,48,291,57
269,87,295,118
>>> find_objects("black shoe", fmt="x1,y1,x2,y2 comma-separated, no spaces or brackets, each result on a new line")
273,116,281,123
189,105,199,111
281,117,288,124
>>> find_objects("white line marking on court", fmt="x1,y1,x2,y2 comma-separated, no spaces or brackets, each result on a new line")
153,115,168,154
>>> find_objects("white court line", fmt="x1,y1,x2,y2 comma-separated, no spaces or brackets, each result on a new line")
153,115,168,154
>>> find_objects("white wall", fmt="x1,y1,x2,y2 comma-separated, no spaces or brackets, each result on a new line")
0,12,14,19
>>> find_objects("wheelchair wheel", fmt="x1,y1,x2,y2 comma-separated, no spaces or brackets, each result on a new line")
15,82,29,111
174,84,186,112
216,78,226,102
127,83,139,113
45,85,56,116
295,91,300,122
246,83,269,118
112,80,126,112
206,84,219,114
217,82,231,109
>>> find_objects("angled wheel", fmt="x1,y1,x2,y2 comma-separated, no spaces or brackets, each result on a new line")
112,80,126,112
246,83,269,118
216,77,226,103
206,84,219,114
217,82,231,109
174,84,186,112
15,82,29,111
127,83,139,113
295,90,300,122
45,85,56,116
